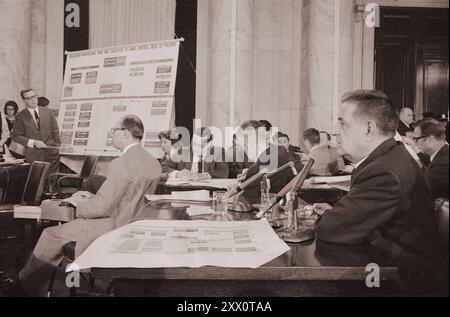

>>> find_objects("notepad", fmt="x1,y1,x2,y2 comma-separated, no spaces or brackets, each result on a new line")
186,205,214,216
171,190,210,202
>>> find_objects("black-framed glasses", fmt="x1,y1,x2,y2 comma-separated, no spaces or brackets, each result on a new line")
111,127,127,133
24,95,37,100
413,135,430,143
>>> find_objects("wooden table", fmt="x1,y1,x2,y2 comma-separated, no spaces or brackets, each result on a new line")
91,200,412,297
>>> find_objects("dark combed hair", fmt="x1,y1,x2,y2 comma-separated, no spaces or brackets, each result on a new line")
193,127,213,143
4,101,18,114
20,89,34,99
240,120,263,130
37,96,49,107
341,89,398,136
303,128,321,145
275,131,289,141
258,120,272,132
415,119,446,141
121,115,145,141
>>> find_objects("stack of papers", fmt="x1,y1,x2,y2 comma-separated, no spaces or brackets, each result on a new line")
13,205,41,219
145,190,211,203
308,175,351,192
165,178,238,190
186,205,213,216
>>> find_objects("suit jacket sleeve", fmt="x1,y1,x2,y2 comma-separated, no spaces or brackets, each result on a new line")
315,164,402,244
209,147,229,178
77,160,129,219
11,114,30,147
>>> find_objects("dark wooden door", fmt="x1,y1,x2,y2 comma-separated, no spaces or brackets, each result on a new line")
375,7,449,118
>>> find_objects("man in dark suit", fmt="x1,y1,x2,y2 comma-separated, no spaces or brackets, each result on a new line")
314,90,444,275
413,119,449,200
170,127,229,179
12,89,60,180
239,121,294,203
397,107,414,136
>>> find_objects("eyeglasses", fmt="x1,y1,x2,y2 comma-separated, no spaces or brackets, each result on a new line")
413,135,430,143
23,95,37,100
111,128,127,133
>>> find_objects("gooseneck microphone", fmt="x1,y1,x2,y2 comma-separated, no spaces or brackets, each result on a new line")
256,158,314,219
227,168,270,199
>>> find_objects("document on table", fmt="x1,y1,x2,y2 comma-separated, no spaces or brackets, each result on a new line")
68,219,290,270
165,178,238,190
145,190,210,202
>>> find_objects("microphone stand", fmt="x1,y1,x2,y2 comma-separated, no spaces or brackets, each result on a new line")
228,168,269,212
278,158,315,243
259,162,295,227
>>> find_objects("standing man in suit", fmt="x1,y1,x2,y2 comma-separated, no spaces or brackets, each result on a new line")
170,127,229,180
12,89,61,181
413,119,449,200
1,115,162,296
314,90,444,276
397,107,415,136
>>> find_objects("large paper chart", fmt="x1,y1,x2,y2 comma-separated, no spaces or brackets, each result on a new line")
68,220,290,270
58,40,180,157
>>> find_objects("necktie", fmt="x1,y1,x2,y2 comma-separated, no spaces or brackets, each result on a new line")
34,110,40,128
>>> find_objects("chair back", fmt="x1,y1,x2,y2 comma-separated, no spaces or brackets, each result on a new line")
80,155,99,177
81,175,107,194
22,161,50,206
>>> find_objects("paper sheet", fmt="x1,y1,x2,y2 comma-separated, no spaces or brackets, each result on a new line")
172,190,210,201
68,219,290,270
165,178,238,190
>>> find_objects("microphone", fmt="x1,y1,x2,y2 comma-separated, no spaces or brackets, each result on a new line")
256,158,314,219
290,158,314,193
263,161,295,179
228,168,269,199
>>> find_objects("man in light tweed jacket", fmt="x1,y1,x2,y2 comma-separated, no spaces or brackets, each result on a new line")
4,115,162,296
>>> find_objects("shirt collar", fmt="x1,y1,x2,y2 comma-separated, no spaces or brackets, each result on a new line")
27,107,39,116
309,144,321,153
400,120,410,128
354,156,368,170
122,143,140,156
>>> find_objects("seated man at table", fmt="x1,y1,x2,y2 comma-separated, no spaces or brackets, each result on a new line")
1,115,162,296
314,90,445,275
303,128,344,176
239,120,294,203
170,127,229,180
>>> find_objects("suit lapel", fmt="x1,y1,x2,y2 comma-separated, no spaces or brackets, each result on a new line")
24,108,40,130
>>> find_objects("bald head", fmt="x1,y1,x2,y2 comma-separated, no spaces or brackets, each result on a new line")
400,108,414,125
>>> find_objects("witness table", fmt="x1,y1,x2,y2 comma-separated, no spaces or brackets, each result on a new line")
91,200,413,297
0,163,30,204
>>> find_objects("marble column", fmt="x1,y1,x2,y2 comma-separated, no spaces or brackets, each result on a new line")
302,0,354,133
0,0,31,109
30,0,47,97
207,0,254,133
